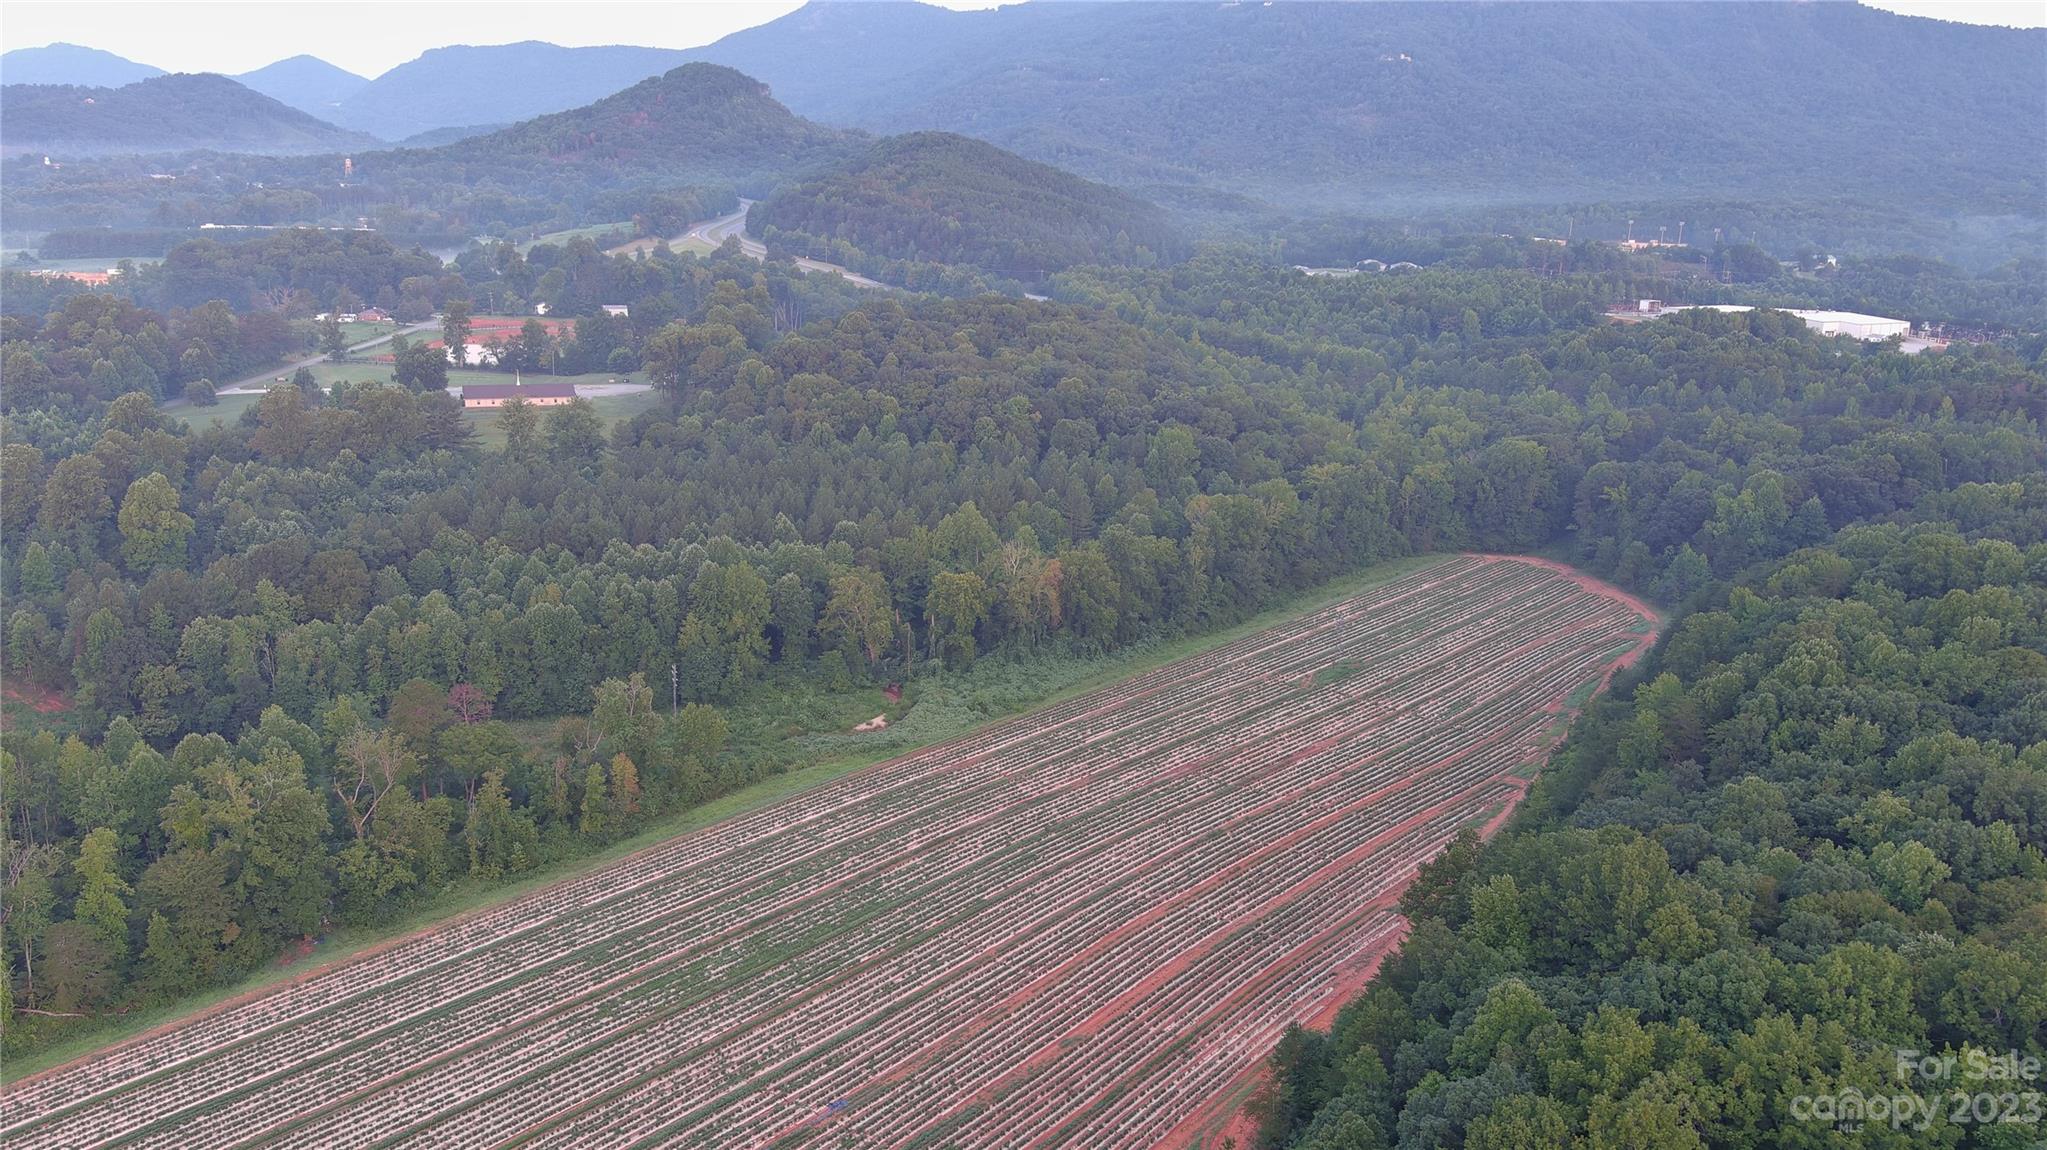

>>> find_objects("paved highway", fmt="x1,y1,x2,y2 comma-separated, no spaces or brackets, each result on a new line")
681,200,892,290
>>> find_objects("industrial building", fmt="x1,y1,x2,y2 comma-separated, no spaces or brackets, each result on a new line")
1786,310,1912,341
1629,303,1912,342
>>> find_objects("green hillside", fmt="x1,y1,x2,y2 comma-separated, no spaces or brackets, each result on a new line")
0,64,849,243
0,73,378,156
688,2,2045,216
749,131,1181,279
434,62,855,190
327,42,693,140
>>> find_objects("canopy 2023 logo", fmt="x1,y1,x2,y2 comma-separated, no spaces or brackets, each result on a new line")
1789,1050,2043,1134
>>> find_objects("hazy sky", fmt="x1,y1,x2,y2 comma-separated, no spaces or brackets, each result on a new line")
2,0,2038,79
1863,0,2046,25
0,0,1004,78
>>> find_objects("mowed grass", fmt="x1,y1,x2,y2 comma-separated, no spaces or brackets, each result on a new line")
521,221,634,253
2,553,1447,1083
336,321,401,346
609,232,718,258
162,367,664,446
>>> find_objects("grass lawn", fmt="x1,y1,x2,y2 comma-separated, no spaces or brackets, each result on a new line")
2,553,1446,1082
162,369,664,445
167,390,265,427
608,231,718,258
521,221,634,253
463,383,664,449
337,320,400,346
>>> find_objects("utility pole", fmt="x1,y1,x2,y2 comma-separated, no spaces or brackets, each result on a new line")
671,662,679,715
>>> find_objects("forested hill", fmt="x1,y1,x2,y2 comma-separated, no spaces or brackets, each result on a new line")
0,74,379,156
421,63,856,190
686,1,2045,215
3,62,831,241
0,44,163,87
232,56,368,121
0,64,825,244
325,42,692,140
748,131,1182,281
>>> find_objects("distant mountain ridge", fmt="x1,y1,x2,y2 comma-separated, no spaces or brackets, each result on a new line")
0,62,854,242
1,45,370,124
680,1,2047,216
0,73,379,156
234,55,368,119
325,41,693,139
0,43,163,87
410,62,855,188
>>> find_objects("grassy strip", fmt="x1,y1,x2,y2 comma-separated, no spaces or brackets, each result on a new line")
1,553,1441,1083
159,376,663,451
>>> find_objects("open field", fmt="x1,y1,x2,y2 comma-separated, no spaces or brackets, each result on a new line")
0,556,1654,1149
335,320,400,346
168,368,662,446
608,231,718,257
522,221,634,253
0,555,1442,1081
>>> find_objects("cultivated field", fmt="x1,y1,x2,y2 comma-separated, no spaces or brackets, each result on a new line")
1,556,1654,1149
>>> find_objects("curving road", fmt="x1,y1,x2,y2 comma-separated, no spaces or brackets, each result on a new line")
678,200,892,291
202,320,440,399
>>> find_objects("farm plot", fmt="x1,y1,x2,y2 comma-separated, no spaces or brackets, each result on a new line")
1,556,1655,1150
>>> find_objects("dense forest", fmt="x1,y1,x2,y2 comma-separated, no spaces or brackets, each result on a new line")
1257,524,2047,1148
0,292,298,407
3,238,2043,1080
0,73,376,156
750,131,1183,283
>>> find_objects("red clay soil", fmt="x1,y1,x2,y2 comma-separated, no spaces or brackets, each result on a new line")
1160,553,1654,1150
1469,553,1663,628
2,680,72,714
1158,781,1534,1150
809,680,1560,1143
10,556,1651,1145
1187,919,1413,1150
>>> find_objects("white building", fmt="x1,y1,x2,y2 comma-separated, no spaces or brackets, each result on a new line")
1787,310,1911,341
1651,304,1910,342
